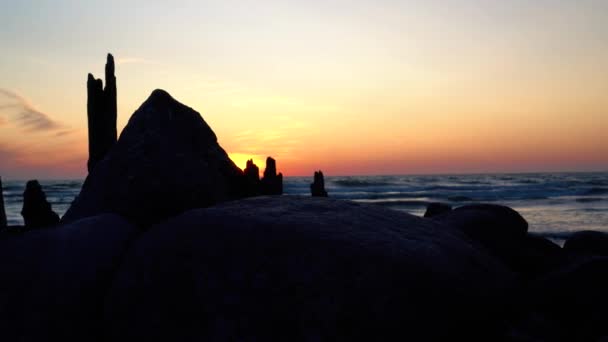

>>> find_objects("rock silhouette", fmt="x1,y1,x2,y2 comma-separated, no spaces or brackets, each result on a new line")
0,214,136,341
564,231,608,256
63,89,245,226
310,170,328,197
260,157,283,195
105,196,513,341
243,159,261,196
87,53,117,172
20,180,59,229
0,177,6,229
424,202,452,218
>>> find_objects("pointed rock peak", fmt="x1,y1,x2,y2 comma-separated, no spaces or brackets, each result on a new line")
149,88,172,100
139,89,180,110
106,53,115,73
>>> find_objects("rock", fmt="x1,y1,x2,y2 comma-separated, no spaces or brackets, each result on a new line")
105,196,514,341
243,159,261,196
514,234,565,277
525,257,608,341
432,204,558,276
310,170,328,197
260,157,283,195
87,53,118,172
563,230,608,256
424,202,452,218
0,214,137,341
63,89,245,226
0,176,6,229
20,180,59,229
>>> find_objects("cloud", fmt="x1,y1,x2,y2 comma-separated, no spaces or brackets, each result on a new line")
0,88,62,132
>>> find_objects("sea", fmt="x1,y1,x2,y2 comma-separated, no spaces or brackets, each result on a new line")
2,172,607,243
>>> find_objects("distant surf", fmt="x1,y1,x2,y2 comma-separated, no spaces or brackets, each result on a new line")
3,172,607,243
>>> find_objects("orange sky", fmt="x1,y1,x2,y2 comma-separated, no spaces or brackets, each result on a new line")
0,1,607,179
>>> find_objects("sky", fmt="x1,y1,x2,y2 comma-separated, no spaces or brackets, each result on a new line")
0,0,607,179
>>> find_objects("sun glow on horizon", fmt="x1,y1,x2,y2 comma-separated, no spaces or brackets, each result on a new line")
0,0,607,179
228,153,267,174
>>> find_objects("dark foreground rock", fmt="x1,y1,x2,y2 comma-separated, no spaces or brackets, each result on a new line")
105,196,514,341
21,180,59,229
433,204,563,277
520,257,608,341
563,230,608,256
310,170,328,197
63,89,245,226
424,202,452,218
0,214,137,341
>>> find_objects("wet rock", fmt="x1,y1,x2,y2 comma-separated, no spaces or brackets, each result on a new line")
310,170,328,197
105,196,514,341
0,177,6,229
63,89,245,227
260,157,283,195
21,180,59,229
563,230,608,257
424,202,452,218
0,214,137,341
87,54,118,172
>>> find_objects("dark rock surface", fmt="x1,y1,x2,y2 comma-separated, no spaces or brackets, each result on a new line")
424,202,452,218
87,53,117,172
563,230,608,256
310,170,328,197
0,214,137,341
260,157,283,195
21,180,59,229
523,257,608,341
435,204,528,239
63,89,245,226
105,196,514,341
432,204,559,276
0,176,6,229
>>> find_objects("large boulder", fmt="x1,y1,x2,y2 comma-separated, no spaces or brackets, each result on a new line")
434,204,528,240
522,257,608,341
432,204,561,276
563,230,608,256
63,89,245,226
424,202,452,218
0,214,137,341
105,197,514,341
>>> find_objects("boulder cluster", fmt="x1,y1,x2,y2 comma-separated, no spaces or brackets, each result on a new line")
0,54,607,341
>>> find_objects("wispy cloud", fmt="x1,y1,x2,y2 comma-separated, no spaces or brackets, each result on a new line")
0,88,62,132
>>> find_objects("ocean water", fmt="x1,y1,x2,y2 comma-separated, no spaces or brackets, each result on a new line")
2,173,607,241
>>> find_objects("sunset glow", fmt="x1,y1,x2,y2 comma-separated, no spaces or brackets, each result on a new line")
1,0,607,179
